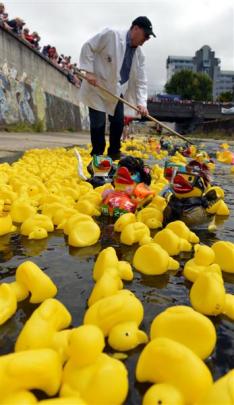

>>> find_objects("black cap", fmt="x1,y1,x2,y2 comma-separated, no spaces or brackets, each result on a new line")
132,16,156,38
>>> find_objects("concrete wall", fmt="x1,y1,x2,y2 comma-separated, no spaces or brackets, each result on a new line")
0,25,83,131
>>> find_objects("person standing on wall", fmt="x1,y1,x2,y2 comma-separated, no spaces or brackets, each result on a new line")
79,16,156,160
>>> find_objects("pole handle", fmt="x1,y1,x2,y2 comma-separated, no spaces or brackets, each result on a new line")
77,71,193,145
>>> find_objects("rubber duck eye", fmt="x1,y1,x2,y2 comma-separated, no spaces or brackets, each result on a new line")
125,332,129,336
158,401,162,405
188,176,193,181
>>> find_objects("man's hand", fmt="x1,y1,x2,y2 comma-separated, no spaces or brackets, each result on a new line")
137,105,148,116
85,72,98,86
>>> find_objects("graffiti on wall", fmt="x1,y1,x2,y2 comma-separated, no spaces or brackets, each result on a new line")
0,62,46,128
0,62,82,131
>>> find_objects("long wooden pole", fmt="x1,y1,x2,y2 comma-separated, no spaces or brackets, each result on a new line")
77,71,193,145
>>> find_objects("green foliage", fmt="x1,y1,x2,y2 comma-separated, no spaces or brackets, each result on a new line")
217,91,233,102
165,69,213,101
4,120,45,133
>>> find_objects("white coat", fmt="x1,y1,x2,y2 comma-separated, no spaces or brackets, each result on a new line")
79,28,148,116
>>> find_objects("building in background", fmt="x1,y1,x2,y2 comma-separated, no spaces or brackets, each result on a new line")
166,45,234,100
166,56,194,81
215,70,234,99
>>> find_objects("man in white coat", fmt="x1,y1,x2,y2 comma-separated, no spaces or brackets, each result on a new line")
79,16,156,160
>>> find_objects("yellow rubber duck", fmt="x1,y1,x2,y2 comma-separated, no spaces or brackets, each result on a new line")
212,240,234,273
0,185,17,205
60,325,128,404
120,222,150,245
15,298,72,363
84,290,146,351
0,349,62,401
68,219,100,247
143,383,184,405
114,212,136,232
223,294,234,320
93,247,133,282
220,142,230,149
216,149,233,164
15,261,57,303
196,369,234,404
41,203,77,226
136,337,213,404
190,272,226,315
76,199,101,217
0,213,17,236
28,226,48,240
153,228,192,256
184,244,222,282
150,305,216,360
147,195,167,212
0,261,57,325
1,390,38,404
20,214,54,236
39,396,87,404
61,213,93,234
133,243,179,275
0,283,17,325
108,321,148,351
165,220,199,243
206,199,230,216
10,200,37,223
88,268,123,307
136,207,163,229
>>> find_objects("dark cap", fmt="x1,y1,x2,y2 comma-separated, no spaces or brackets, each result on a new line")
132,16,156,37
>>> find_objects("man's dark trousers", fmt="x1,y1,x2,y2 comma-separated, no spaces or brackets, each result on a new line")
89,98,124,159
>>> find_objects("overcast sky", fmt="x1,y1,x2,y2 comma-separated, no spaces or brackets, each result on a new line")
5,0,234,95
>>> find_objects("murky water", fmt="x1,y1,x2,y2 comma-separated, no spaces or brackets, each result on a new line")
0,139,233,403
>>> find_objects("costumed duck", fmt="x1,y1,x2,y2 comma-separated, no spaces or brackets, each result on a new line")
101,156,154,218
162,159,229,227
86,155,116,188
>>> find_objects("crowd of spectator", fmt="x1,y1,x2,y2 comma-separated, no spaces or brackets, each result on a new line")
148,96,231,106
0,2,81,87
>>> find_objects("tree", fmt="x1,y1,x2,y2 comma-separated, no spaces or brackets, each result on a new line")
217,91,233,102
165,69,213,101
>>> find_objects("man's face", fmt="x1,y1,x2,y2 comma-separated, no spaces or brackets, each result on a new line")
0,5,4,12
130,25,150,47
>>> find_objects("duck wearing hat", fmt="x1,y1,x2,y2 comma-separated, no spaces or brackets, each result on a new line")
162,160,228,227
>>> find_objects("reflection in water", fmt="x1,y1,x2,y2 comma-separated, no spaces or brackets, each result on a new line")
21,236,48,256
69,242,102,258
0,141,233,403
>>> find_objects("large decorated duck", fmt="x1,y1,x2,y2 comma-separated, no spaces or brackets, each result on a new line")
101,156,154,217
162,159,229,227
